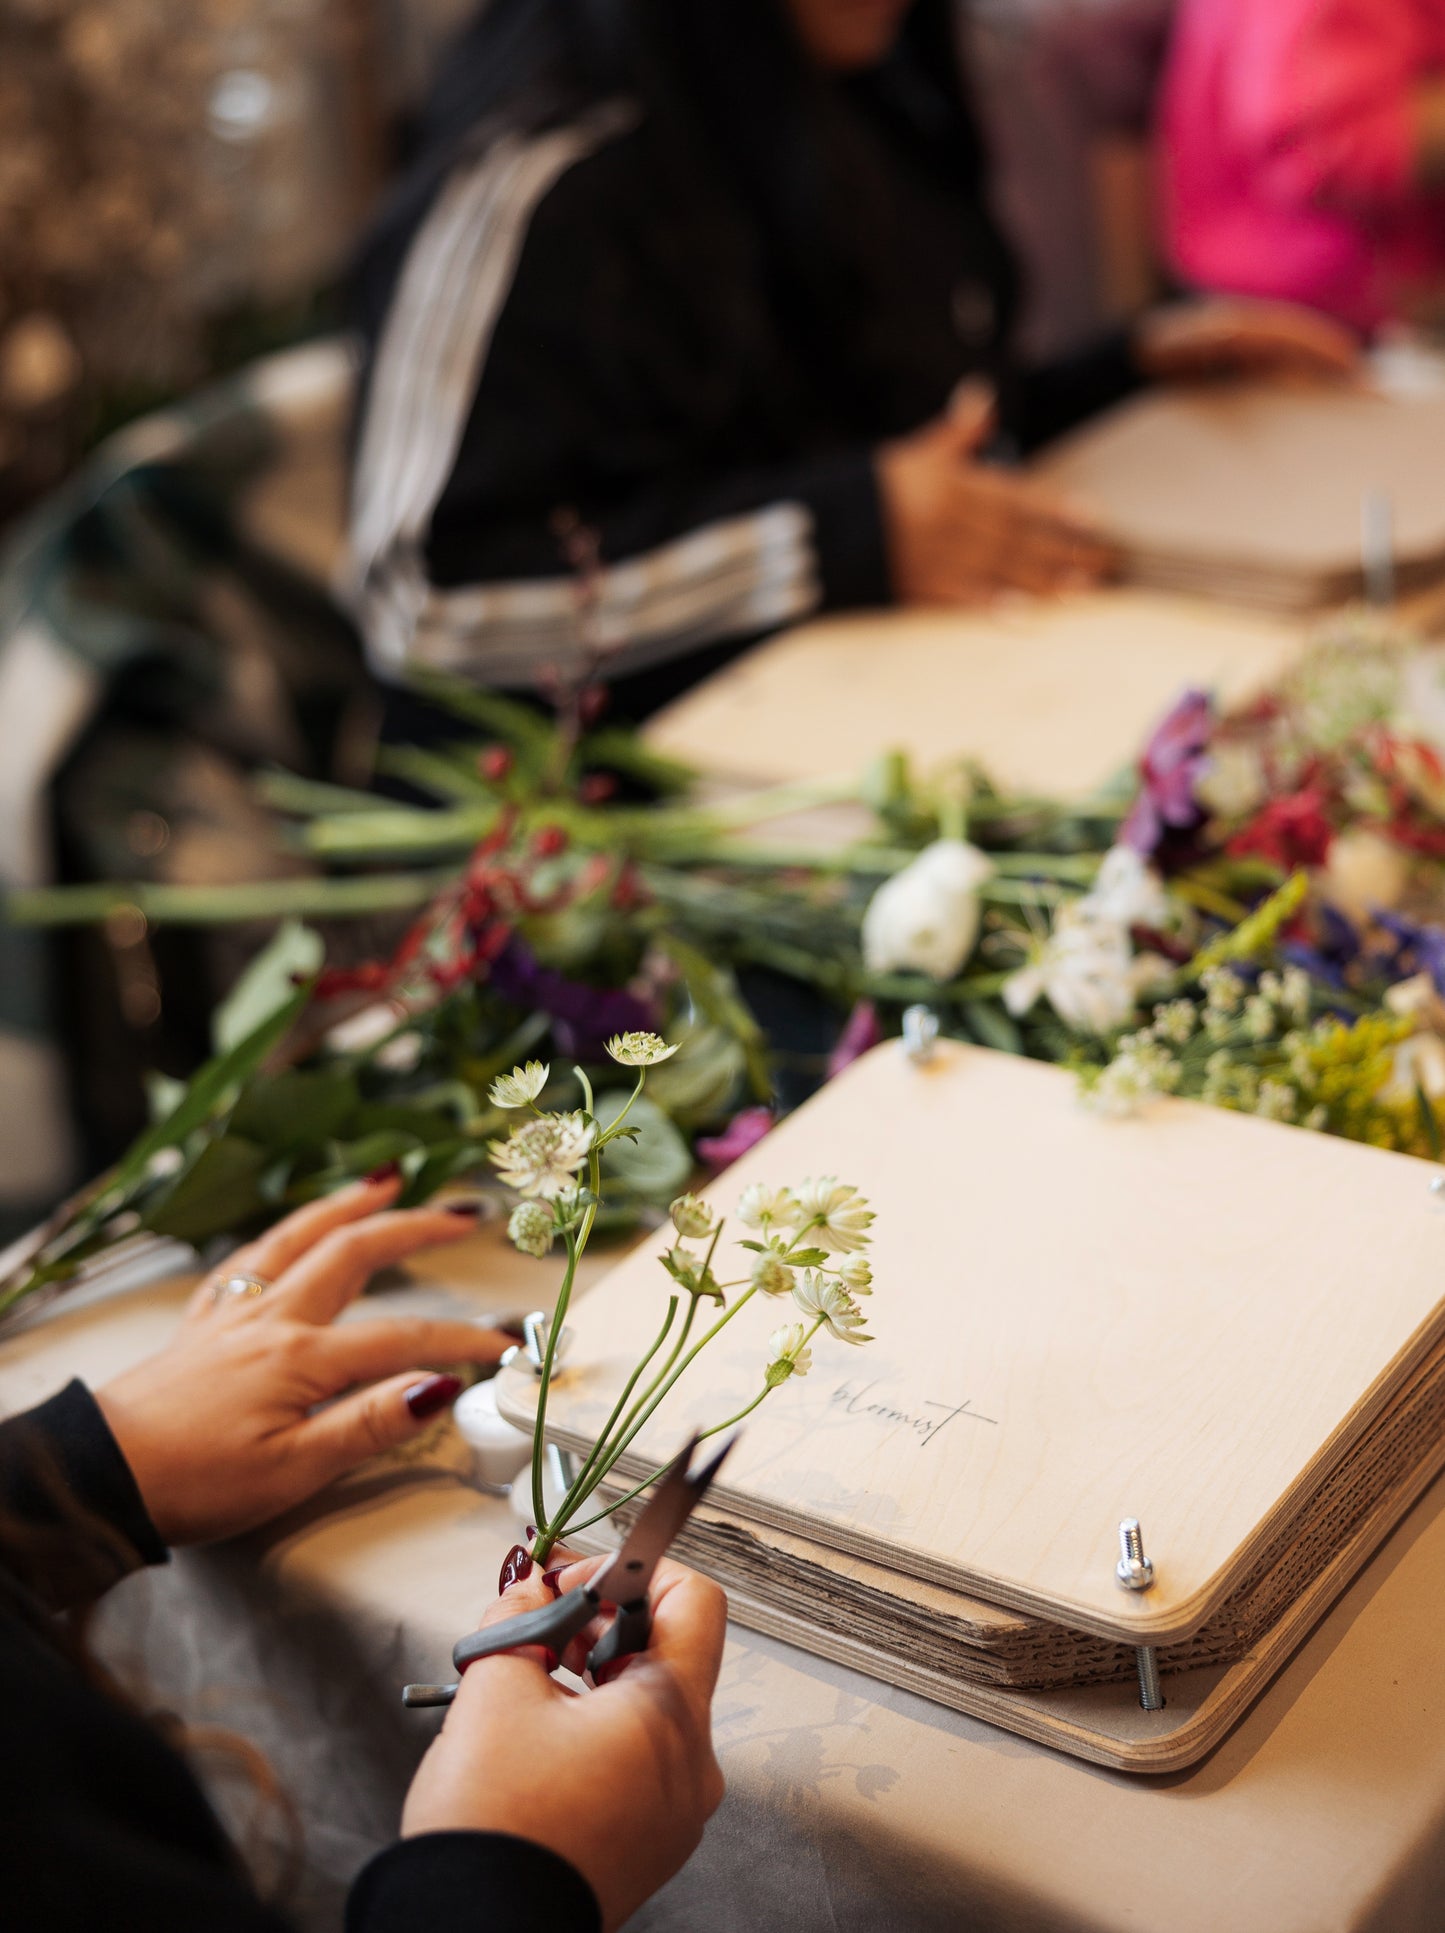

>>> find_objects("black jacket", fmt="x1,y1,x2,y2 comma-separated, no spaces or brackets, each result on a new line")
0,1382,600,1933
350,35,1140,715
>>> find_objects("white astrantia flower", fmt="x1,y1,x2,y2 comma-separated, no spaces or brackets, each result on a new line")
669,1193,715,1239
1004,904,1168,1036
1078,845,1171,931
861,838,995,982
737,1183,802,1229
765,1323,813,1385
794,1177,874,1253
489,1060,550,1109
490,1111,595,1198
837,1254,873,1296
751,1250,795,1296
508,1200,555,1258
792,1271,872,1344
605,1031,679,1067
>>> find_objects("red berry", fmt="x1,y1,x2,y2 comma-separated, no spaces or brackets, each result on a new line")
479,745,514,783
578,772,616,805
532,824,569,858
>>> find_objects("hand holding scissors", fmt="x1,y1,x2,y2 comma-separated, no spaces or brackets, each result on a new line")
403,1432,733,1705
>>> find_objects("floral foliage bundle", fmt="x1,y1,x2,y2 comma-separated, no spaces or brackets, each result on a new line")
10,615,1445,1320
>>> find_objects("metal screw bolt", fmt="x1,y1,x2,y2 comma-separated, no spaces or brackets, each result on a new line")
902,1005,940,1065
1114,1517,1165,1712
500,1309,569,1377
1115,1517,1155,1591
1430,1174,1445,1202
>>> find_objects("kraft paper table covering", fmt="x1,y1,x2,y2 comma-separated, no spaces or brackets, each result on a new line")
6,1229,1445,1931
642,589,1307,801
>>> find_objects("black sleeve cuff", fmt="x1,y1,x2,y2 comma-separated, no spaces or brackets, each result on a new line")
347,1833,602,1933
0,1379,168,1609
997,327,1143,456
798,447,892,611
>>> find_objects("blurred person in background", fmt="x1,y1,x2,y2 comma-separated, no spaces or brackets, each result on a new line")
1160,0,1445,337
351,0,1357,717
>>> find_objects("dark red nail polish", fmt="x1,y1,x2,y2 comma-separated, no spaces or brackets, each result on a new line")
364,1161,401,1185
499,1544,534,1593
444,1200,481,1217
540,1647,560,1674
404,1373,463,1421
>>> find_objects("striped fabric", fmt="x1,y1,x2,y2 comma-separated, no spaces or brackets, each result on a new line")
349,106,821,685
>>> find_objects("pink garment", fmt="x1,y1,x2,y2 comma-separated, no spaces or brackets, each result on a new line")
1159,0,1445,333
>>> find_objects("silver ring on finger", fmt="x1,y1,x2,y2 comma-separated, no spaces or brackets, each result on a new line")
212,1272,272,1306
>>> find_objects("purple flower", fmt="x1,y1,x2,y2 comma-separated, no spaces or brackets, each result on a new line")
1375,911,1445,995
827,1000,882,1079
489,938,656,1060
1121,688,1215,857
696,1106,774,1170
1280,906,1361,992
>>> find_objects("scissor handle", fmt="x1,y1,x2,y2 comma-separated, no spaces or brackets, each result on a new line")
452,1584,598,1672
586,1598,651,1678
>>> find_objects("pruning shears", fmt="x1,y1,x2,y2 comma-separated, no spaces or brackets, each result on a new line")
401,1431,733,1707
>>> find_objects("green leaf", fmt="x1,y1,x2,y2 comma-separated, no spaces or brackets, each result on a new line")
231,1068,359,1155
595,1092,692,1203
213,921,324,1054
143,1136,270,1245
111,983,312,1193
786,1246,830,1267
962,1000,1022,1056
642,1023,747,1127
350,1101,462,1147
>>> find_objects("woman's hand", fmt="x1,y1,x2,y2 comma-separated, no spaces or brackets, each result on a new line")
877,383,1117,606
1134,297,1361,386
94,1173,511,1545
402,1553,728,1933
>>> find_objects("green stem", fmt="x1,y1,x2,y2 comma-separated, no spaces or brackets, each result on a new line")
580,1286,761,1503
559,1384,771,1537
543,1294,680,1547
530,1142,601,1532
594,1069,646,1146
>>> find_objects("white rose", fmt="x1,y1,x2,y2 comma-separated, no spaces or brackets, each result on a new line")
1004,904,1169,1036
1079,846,1171,930
1321,828,1409,925
861,839,995,982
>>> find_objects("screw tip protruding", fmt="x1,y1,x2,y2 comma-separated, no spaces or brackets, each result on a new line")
1116,1516,1155,1591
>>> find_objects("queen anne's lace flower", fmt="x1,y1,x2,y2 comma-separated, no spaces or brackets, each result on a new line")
765,1323,813,1384
489,1061,550,1109
737,1183,802,1229
669,1194,715,1239
794,1177,874,1253
792,1272,871,1344
605,1031,679,1067
508,1200,555,1258
751,1251,795,1296
490,1111,595,1198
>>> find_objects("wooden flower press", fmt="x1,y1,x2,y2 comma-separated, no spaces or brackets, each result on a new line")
499,1042,1445,1771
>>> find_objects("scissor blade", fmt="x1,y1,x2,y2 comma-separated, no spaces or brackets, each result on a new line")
600,1432,736,1605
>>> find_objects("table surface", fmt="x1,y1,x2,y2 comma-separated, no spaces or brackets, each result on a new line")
5,1229,1445,1933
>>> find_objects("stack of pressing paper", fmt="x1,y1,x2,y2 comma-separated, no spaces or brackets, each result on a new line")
1031,384,1445,613
498,1043,1445,1772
